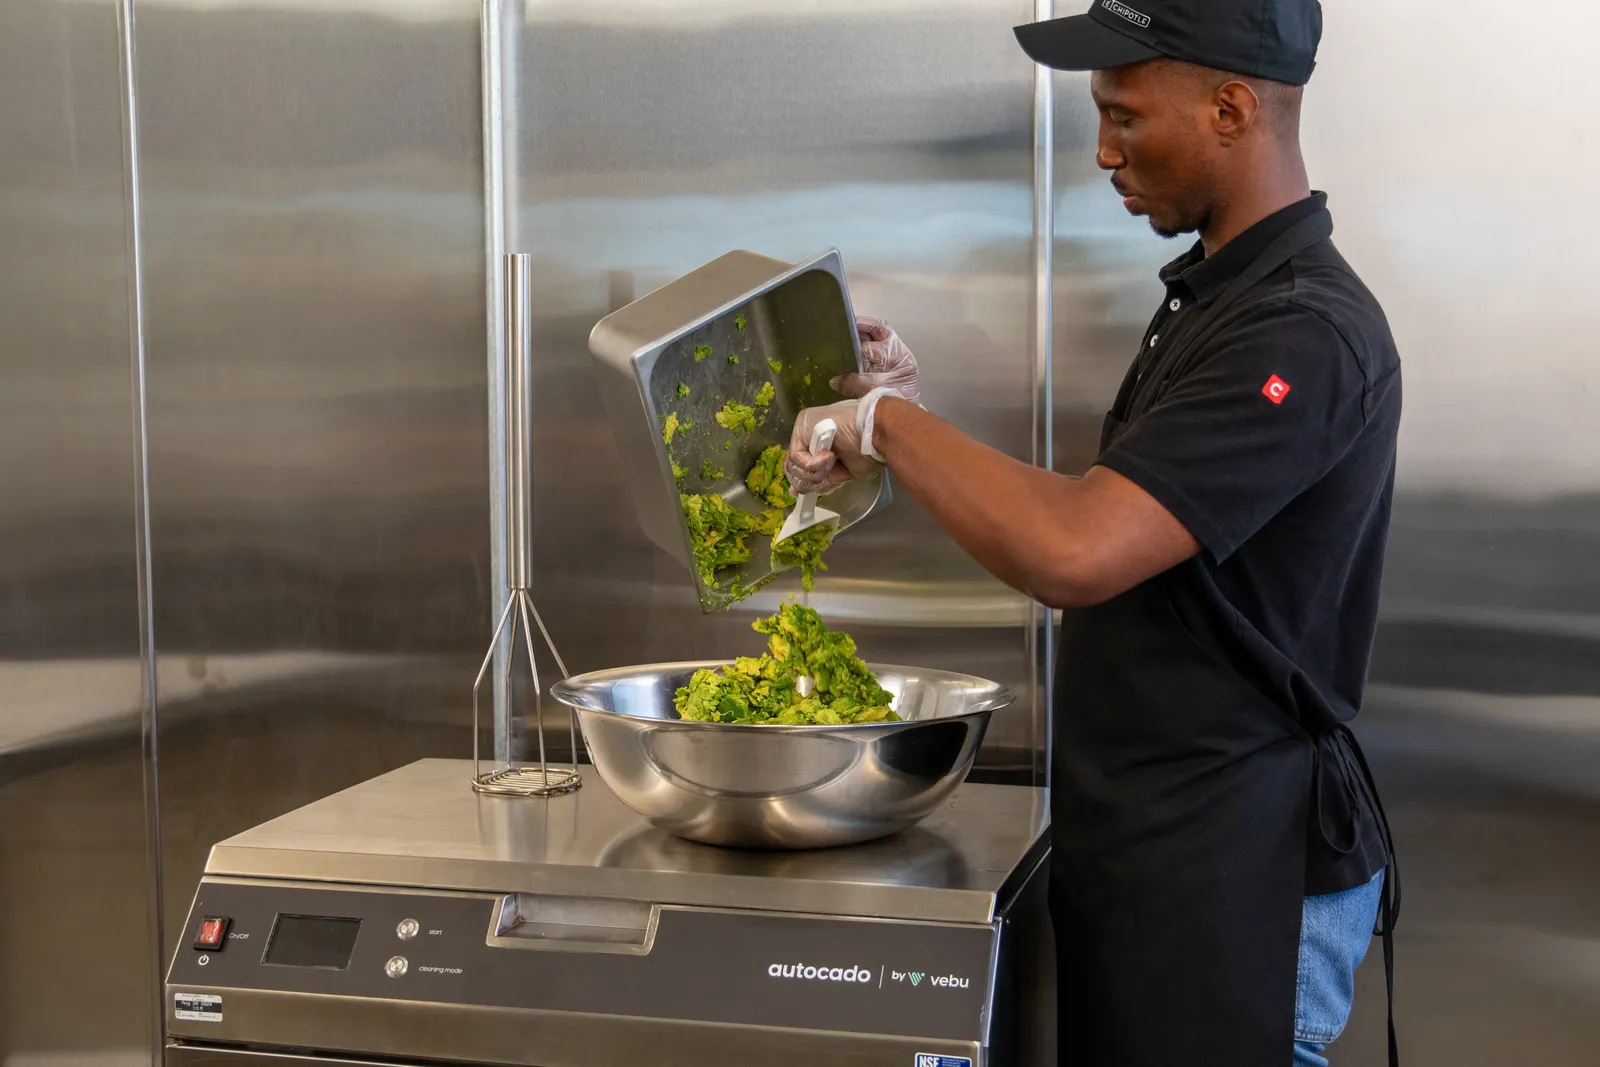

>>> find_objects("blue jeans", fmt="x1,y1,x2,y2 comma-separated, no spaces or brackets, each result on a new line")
1294,869,1384,1067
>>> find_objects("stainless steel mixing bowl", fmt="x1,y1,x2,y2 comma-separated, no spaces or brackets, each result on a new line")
550,662,1011,849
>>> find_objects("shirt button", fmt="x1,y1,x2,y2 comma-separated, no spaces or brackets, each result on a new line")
1169,298,1181,311
1149,335,1159,347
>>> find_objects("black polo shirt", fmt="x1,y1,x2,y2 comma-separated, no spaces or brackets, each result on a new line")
1095,193,1401,893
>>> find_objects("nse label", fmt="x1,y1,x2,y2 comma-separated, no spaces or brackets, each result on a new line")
915,1055,973,1067
173,992,222,1022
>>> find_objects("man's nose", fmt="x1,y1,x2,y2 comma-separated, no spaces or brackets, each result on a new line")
1096,141,1124,171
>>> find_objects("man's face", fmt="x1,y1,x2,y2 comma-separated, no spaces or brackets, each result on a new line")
1091,62,1220,239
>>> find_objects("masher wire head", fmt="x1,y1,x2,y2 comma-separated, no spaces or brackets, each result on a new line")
472,588,582,797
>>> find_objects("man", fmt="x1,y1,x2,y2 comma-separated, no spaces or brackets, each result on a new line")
787,2,1401,1065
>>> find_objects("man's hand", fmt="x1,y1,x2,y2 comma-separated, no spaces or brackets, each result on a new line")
785,399,876,496
835,317,920,403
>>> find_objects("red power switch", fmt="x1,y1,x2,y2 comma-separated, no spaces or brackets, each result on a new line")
194,916,230,951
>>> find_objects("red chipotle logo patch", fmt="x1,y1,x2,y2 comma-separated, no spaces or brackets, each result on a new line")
1262,375,1291,404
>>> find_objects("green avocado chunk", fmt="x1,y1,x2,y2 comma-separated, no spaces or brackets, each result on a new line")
672,602,898,725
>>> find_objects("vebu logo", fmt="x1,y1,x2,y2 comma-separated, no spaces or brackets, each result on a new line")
1102,0,1151,28
892,968,970,990
767,962,873,983
1262,375,1292,404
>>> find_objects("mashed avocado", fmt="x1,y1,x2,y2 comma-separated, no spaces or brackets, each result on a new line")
755,601,893,709
673,602,897,725
745,444,796,509
754,508,785,536
681,493,757,586
772,521,834,592
714,399,757,434
754,381,775,408
694,344,712,362
676,382,690,399
662,411,684,444
700,460,725,481
735,313,748,331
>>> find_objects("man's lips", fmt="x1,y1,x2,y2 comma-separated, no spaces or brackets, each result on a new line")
1112,179,1139,211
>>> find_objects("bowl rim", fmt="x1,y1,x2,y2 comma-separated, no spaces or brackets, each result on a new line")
549,659,1015,733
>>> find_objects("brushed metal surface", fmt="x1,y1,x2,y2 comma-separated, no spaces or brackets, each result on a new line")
1324,4,1600,1037
163,993,983,1067
0,1,156,1065
203,758,1050,925
553,662,1007,847
589,248,890,611
129,0,491,977
167,1048,397,1067
505,0,1047,774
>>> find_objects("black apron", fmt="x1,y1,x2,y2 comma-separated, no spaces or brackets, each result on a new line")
1051,214,1400,1067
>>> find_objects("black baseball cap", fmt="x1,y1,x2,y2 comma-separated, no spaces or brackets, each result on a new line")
1015,0,1323,86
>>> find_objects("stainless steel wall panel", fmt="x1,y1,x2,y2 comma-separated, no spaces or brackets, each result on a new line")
0,0,154,1063
1051,0,1600,1058
1315,4,1600,1057
505,1,1047,776
131,0,491,960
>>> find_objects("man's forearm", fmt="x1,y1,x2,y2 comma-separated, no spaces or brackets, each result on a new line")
871,396,1088,603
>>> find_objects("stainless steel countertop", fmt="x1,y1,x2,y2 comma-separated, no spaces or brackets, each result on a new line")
206,758,1050,925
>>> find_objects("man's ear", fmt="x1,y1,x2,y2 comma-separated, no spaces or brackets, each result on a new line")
1213,80,1262,145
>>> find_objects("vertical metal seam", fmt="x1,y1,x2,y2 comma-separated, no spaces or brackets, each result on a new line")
482,0,511,760
1028,0,1056,789
112,0,164,1057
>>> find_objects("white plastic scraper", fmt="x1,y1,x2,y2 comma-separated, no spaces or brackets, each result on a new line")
774,418,840,546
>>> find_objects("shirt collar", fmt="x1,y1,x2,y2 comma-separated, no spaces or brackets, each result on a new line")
1159,192,1331,303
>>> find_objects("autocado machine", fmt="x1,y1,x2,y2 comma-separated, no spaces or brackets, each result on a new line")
164,253,1056,1067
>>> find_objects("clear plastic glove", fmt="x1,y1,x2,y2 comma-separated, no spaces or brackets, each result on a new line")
833,316,921,404
785,399,878,497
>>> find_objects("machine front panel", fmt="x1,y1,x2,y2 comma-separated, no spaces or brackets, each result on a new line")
167,879,998,1045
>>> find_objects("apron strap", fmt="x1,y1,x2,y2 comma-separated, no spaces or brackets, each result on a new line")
1317,725,1402,1067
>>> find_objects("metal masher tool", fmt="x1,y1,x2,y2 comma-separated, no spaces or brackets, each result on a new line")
471,253,582,797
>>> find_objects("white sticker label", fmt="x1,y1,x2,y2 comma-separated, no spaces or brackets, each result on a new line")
914,1056,973,1067
174,992,223,1022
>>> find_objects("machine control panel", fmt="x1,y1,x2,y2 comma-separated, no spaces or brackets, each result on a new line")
168,878,998,1044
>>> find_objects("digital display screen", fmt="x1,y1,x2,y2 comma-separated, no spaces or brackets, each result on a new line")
262,914,362,969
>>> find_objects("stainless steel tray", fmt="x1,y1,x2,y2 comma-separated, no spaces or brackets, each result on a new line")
589,249,890,612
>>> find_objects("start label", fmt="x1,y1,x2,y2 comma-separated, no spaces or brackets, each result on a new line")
174,992,222,1022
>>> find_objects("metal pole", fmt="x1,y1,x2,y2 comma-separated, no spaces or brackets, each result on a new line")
505,253,534,591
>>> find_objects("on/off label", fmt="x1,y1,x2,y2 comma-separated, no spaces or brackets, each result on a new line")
915,1055,973,1067
174,992,223,1022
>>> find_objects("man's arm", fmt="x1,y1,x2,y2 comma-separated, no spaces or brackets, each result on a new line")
871,396,1200,608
